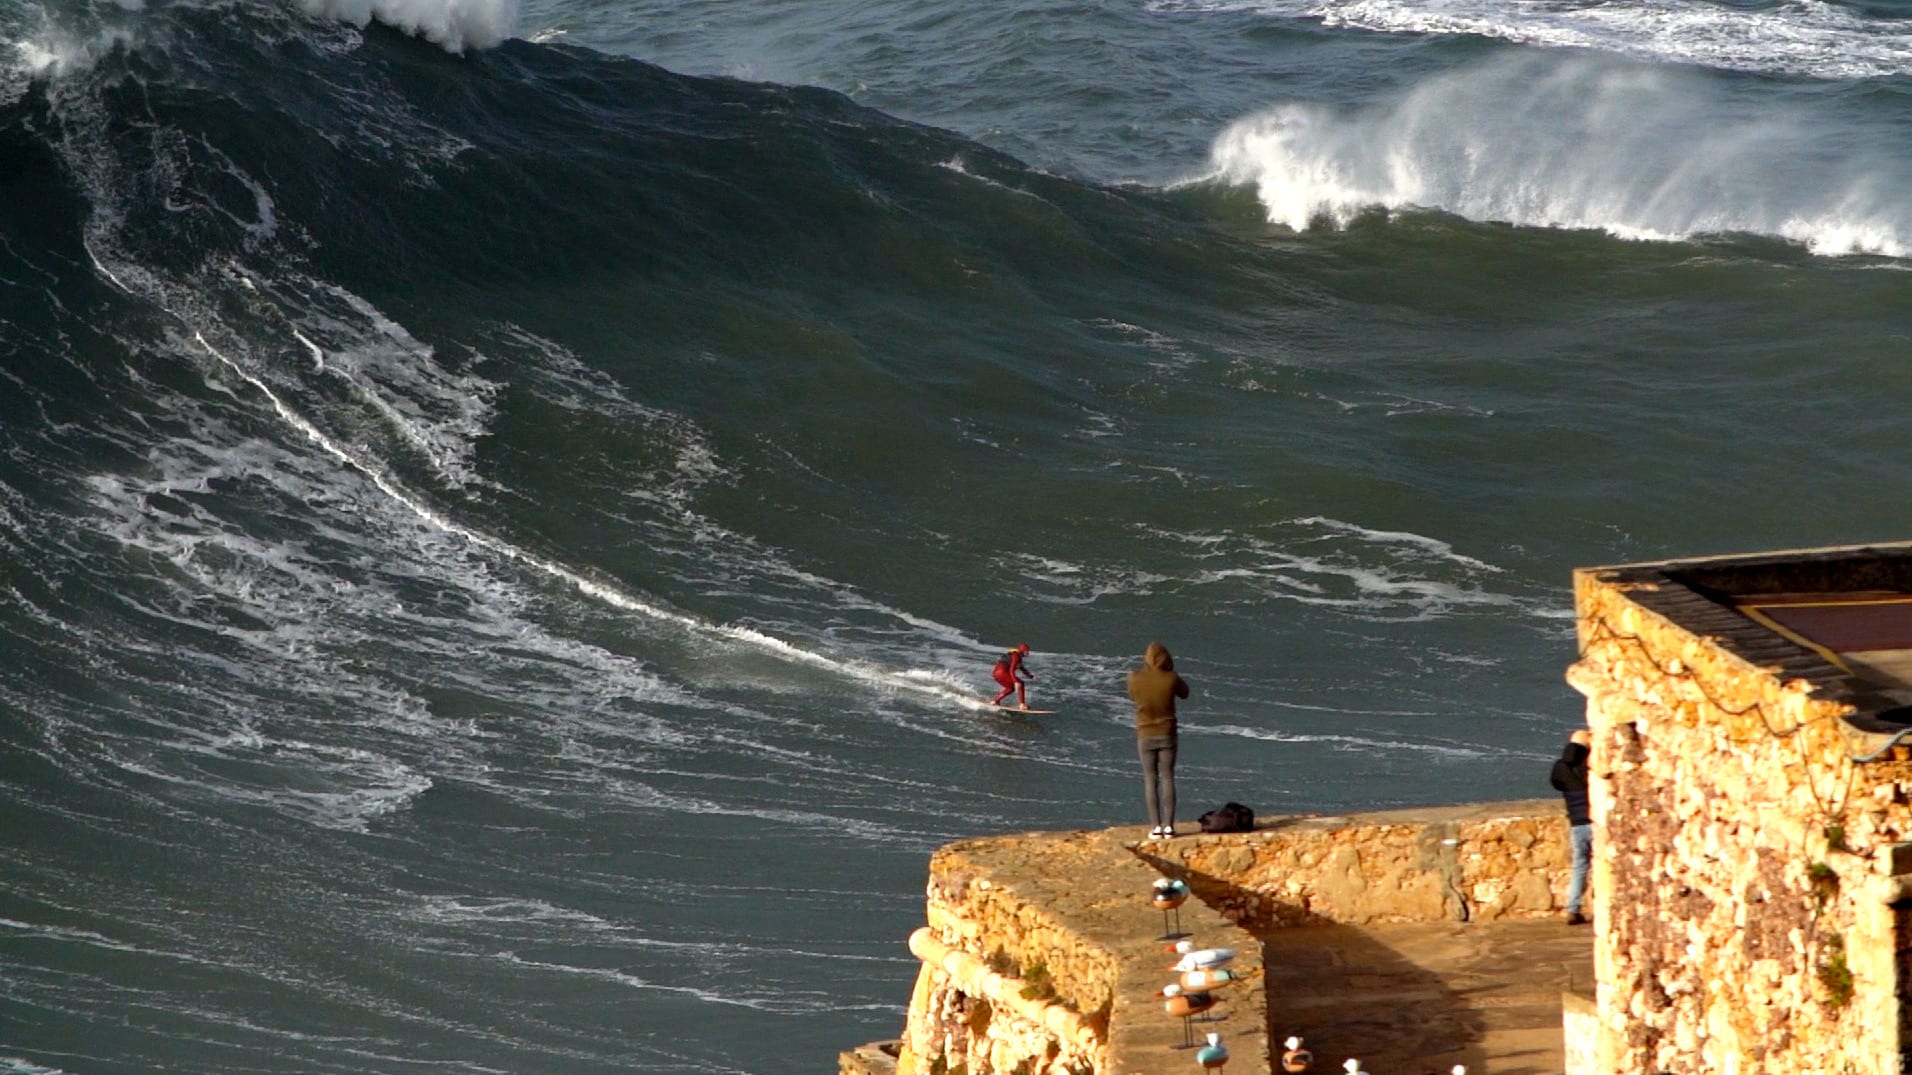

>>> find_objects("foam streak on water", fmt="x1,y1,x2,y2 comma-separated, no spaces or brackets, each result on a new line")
1153,0,1912,81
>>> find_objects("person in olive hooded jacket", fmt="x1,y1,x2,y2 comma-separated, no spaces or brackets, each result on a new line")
1127,641,1191,838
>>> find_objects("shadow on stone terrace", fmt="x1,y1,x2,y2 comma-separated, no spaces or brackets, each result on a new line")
1136,828,1592,1075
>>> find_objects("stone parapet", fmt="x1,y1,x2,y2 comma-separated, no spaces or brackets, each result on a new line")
1138,801,1571,929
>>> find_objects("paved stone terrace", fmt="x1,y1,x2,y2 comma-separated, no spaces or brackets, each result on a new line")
844,807,1594,1075
1259,917,1591,1074
1132,815,1591,1075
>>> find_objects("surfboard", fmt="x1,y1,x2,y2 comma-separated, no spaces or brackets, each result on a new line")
986,703,1057,715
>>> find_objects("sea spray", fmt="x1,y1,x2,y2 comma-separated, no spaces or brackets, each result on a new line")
1199,51,1912,256
293,0,519,52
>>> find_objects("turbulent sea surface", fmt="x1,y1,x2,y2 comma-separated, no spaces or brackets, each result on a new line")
3,0,1911,1070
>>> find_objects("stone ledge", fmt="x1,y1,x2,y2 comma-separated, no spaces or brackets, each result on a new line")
838,1039,899,1075
907,927,1100,1053
1138,800,1571,929
907,826,1267,1075
876,800,1579,1075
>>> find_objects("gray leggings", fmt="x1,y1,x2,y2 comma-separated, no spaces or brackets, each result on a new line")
1138,735,1177,827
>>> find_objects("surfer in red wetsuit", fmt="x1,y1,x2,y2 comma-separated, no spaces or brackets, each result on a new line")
990,643,1034,709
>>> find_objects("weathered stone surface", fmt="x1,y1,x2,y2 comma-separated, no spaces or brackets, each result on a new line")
1571,566,1912,1075
1258,915,1589,1073
1563,989,1597,1075
900,827,1268,1075
862,801,1582,1075
838,1040,899,1075
1139,800,1571,929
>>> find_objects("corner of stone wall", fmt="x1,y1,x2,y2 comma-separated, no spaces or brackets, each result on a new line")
890,829,1270,1075
922,837,1130,1023
901,837,1117,1075
838,1039,899,1075
1571,567,1912,1075
1561,989,1596,1075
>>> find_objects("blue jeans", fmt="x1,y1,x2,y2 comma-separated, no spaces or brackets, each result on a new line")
1567,822,1593,914
1139,735,1177,828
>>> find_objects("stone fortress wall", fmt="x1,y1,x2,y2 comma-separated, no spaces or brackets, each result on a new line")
1569,564,1912,1075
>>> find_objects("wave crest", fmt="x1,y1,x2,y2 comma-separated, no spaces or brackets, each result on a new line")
1199,52,1912,257
292,0,518,53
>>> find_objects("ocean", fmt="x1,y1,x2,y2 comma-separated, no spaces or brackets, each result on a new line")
2,0,1909,1071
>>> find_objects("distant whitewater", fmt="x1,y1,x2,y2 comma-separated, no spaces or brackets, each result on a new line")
293,0,518,51
1153,0,1912,81
1197,50,1912,256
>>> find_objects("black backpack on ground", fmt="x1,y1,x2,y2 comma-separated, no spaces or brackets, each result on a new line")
1198,802,1254,833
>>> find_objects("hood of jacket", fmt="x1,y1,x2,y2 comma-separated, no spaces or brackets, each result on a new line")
1145,642,1174,672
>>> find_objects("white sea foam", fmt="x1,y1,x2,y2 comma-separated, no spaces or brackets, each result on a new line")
0,917,230,969
116,734,433,831
1002,515,1534,621
994,551,1175,608
1276,386,1496,420
71,433,678,828
80,472,724,794
283,282,496,462
937,155,1059,208
1087,317,1199,370
1296,516,1501,572
2,19,137,105
411,896,623,931
0,1058,75,1075
1194,51,1912,257
66,330,1014,824
407,895,909,969
1150,0,1912,81
291,0,519,53
491,953,875,1014
1204,722,1526,760
182,312,973,714
172,309,1001,715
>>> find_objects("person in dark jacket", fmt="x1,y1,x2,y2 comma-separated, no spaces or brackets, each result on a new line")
1127,641,1190,839
1550,728,1593,925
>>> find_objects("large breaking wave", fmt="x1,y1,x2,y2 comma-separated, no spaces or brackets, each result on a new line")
1198,50,1912,256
